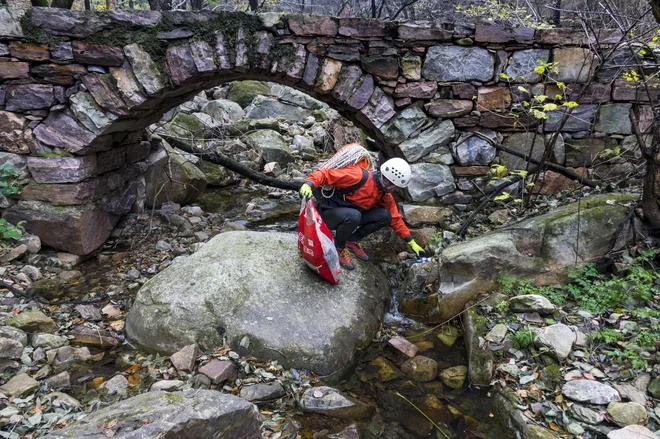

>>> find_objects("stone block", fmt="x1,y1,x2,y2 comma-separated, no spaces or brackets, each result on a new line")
330,64,362,102
5,84,55,111
34,111,111,154
595,103,631,134
346,74,374,111
288,15,337,36
31,63,87,86
8,41,49,61
72,41,124,66
612,79,660,102
480,112,538,130
474,25,534,43
564,138,606,167
6,200,116,255
394,81,437,99
338,17,386,37
166,44,197,86
28,155,97,184
598,47,636,82
545,105,598,132
504,49,550,83
301,53,320,89
0,111,33,154
533,169,587,195
49,42,74,63
0,8,24,39
327,45,360,62
476,86,511,111
401,52,421,81
361,55,399,80
314,58,342,94
124,43,165,96
30,8,104,38
424,99,472,118
357,87,395,130
550,48,595,83
397,21,452,40
451,83,477,100
422,46,494,82
0,63,28,84
109,62,147,108
80,73,129,116
453,166,489,177
501,132,565,171
536,28,586,45
198,359,237,384
21,179,108,205
546,82,611,104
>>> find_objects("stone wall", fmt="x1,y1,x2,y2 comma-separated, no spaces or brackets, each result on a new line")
0,7,654,254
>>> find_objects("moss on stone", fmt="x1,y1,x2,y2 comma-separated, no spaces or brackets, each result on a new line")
227,80,271,108
20,10,65,45
165,393,183,404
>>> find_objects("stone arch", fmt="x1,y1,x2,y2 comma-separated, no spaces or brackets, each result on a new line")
0,7,652,254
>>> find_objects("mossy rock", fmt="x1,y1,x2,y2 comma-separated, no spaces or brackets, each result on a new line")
198,160,234,187
539,364,562,389
227,81,271,108
27,278,65,300
168,113,207,147
648,378,660,398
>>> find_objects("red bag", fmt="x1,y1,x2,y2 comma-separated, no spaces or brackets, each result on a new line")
298,198,341,284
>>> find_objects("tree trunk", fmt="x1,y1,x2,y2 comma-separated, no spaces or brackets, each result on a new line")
642,145,660,235
84,0,91,9
148,0,160,10
191,0,203,10
248,0,258,11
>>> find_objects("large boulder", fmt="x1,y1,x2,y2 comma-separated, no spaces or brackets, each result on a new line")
200,99,245,123
432,194,639,321
245,95,311,121
125,231,390,376
243,129,294,168
144,140,207,208
227,80,271,107
44,390,260,438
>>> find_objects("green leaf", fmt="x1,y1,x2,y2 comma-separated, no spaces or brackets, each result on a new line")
517,86,529,93
494,192,511,201
532,109,548,119
563,101,579,108
499,73,511,80
533,66,545,74
556,82,566,90
534,95,548,103
543,103,558,112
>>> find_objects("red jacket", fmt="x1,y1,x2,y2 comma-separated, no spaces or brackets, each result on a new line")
305,166,412,241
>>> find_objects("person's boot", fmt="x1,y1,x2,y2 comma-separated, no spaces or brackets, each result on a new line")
346,241,368,261
337,247,355,270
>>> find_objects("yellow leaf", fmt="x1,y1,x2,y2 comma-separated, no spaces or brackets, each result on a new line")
517,86,529,93
533,66,545,74
556,81,566,90
640,49,647,55
91,377,105,388
535,95,547,103
563,101,579,109
543,103,558,112
494,192,511,201
110,320,125,331
128,373,140,387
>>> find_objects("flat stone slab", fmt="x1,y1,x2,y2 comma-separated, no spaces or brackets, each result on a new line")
562,379,621,404
44,390,260,438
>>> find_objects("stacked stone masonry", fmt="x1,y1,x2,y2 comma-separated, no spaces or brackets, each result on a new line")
0,7,655,254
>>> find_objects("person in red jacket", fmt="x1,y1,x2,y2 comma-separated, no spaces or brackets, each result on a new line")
299,158,425,270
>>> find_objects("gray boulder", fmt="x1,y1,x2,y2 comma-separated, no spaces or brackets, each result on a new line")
509,295,556,314
243,129,294,167
245,95,310,121
562,380,621,404
276,85,326,110
125,231,389,376
44,390,260,438
144,140,207,208
434,194,638,321
534,323,575,360
200,99,245,123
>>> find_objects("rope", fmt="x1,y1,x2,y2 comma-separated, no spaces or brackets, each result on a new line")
318,143,372,197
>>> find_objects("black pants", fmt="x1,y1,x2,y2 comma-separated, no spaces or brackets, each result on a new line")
320,207,392,249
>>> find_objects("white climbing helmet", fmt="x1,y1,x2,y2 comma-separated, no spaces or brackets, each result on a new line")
380,157,412,188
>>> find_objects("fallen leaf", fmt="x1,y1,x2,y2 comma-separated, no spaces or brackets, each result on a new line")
548,423,561,432
105,429,115,438
107,419,118,429
128,373,140,387
102,304,122,317
584,373,596,380
91,377,105,388
125,363,140,374
110,320,125,331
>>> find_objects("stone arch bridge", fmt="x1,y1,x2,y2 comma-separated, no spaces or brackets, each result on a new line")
0,7,652,254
